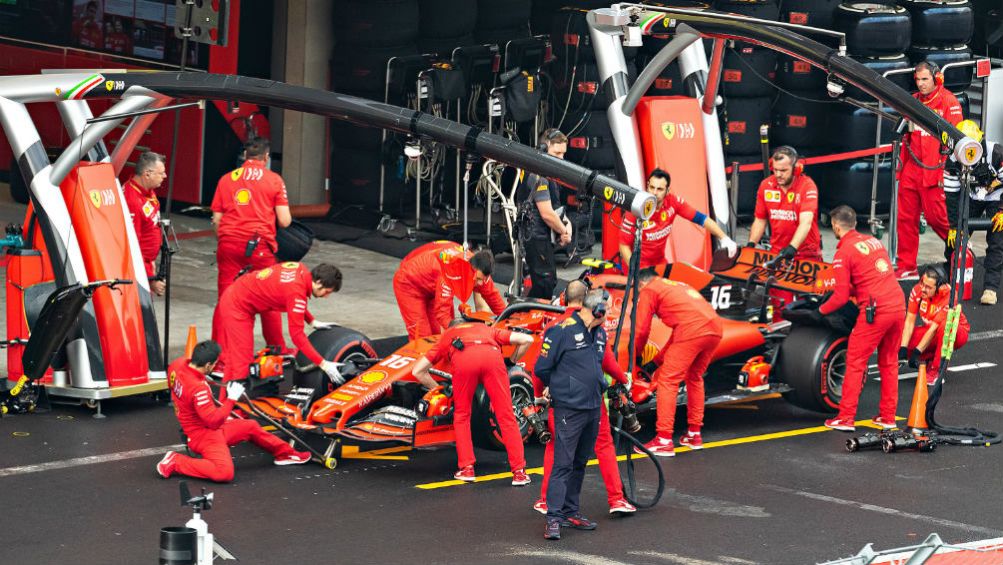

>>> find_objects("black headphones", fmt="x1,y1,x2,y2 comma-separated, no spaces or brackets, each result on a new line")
588,289,610,318
538,128,564,152
922,263,948,287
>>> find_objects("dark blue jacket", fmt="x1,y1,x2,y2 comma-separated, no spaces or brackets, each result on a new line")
534,312,608,410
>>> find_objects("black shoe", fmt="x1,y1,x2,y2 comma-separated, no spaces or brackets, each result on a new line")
560,514,597,530
544,519,561,540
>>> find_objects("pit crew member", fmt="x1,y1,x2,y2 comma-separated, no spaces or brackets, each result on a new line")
123,151,167,296
633,268,723,456
900,264,970,385
747,145,821,262
532,280,636,516
896,61,964,278
619,168,736,273
393,241,506,340
819,206,905,432
535,290,615,539
156,340,310,482
411,320,534,484
215,262,342,383
211,137,292,350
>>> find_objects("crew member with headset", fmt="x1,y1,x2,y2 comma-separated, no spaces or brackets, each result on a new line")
896,61,964,279
816,206,905,433
211,137,293,352
619,168,737,274
517,129,573,299
943,119,1003,305
900,264,970,385
410,319,534,485
535,290,612,540
747,145,821,262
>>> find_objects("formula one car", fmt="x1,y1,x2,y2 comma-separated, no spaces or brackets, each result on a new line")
232,245,852,467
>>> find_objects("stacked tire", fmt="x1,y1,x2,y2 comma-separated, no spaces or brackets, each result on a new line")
330,0,421,211
418,0,478,56
474,0,532,46
901,0,975,101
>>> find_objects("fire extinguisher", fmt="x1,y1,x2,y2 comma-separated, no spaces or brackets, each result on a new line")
963,244,974,301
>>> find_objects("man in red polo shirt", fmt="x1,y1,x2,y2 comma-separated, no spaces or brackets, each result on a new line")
619,168,736,273
211,138,293,350
123,151,167,296
747,146,821,261
214,262,343,383
901,264,970,385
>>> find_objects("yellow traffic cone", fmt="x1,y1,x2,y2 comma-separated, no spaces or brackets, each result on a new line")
184,324,198,359
906,363,929,432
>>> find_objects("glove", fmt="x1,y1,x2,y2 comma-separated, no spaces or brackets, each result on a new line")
974,161,996,186
311,320,336,330
899,346,909,362
744,241,757,248
719,236,738,258
947,229,957,248
321,360,346,386
992,211,1003,233
805,308,825,325
225,381,246,401
777,245,797,261
534,396,550,407
908,348,923,369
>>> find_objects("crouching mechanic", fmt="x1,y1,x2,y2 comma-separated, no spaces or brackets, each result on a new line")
393,241,506,340
818,206,905,432
901,264,970,385
532,280,636,516
619,168,737,274
156,341,310,481
216,262,343,383
410,319,535,484
633,268,723,456
535,290,613,540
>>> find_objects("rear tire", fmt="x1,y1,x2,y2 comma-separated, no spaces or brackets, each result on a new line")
471,374,534,450
775,325,847,413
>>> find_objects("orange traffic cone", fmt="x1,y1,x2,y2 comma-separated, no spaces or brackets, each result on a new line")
906,363,929,432
184,324,198,359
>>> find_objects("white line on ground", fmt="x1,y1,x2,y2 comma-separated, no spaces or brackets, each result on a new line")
505,548,634,565
629,551,760,565
948,362,998,372
0,444,184,478
969,329,1003,342
764,484,1002,537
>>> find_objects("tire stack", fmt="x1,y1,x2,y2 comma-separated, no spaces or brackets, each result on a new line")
330,0,421,211
901,0,976,106
714,0,779,217
824,2,913,215
473,0,532,46
418,0,478,57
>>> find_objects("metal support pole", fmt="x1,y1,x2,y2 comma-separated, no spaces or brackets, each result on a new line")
455,101,461,214
728,160,740,236
869,103,884,235
889,139,901,262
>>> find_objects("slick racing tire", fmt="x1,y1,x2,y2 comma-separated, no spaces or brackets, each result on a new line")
722,44,778,98
835,2,912,57
771,90,832,148
565,111,617,170
817,158,893,215
332,0,420,47
417,34,476,58
775,54,826,91
293,326,379,402
275,220,315,263
825,104,899,152
476,0,533,30
724,153,767,218
907,44,974,91
419,0,478,39
473,25,532,47
780,0,842,28
899,0,974,46
722,96,772,155
775,325,847,413
471,373,535,450
331,43,419,97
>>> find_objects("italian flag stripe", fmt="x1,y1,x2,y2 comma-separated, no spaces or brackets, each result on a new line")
640,14,665,33
65,74,102,100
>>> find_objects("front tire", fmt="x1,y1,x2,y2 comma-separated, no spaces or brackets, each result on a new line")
775,326,847,413
471,374,534,450
293,326,377,401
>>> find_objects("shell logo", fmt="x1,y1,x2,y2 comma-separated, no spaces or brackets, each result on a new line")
359,370,388,384
235,188,251,205
256,267,273,280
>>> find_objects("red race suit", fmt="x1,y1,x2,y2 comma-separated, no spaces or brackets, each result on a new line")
425,322,525,471
754,173,821,260
619,192,701,270
166,357,297,482
635,279,723,438
211,159,290,348
214,262,320,382
906,283,969,374
123,178,162,278
820,230,905,421
896,85,964,271
393,241,506,340
532,306,630,507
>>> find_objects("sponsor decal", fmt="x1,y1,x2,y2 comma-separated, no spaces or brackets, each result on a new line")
574,333,584,342
787,191,796,203
769,209,797,221
332,393,353,402
559,318,577,328
235,188,251,205
788,115,807,128
256,267,273,279
104,80,124,91
686,289,702,300
282,261,298,268
764,190,781,203
604,186,613,200
643,198,654,218
662,122,696,140
360,370,388,384
662,122,675,140
875,258,890,273
142,201,154,217
660,211,667,222
854,242,871,255
89,190,102,208
60,73,104,100
231,167,244,181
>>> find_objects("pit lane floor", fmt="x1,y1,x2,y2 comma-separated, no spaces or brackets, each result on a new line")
1,188,1002,564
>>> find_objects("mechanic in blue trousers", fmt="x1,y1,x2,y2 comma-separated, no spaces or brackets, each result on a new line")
534,289,611,540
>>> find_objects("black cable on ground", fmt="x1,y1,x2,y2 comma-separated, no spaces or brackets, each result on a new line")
612,425,665,509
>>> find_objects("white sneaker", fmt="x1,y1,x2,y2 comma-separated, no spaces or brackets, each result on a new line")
981,289,997,305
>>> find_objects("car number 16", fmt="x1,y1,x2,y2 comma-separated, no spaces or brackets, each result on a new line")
709,285,732,310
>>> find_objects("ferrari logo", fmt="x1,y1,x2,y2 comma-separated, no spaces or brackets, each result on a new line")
88,190,101,208
787,191,795,203
231,167,244,182
661,122,675,141
105,81,114,91
604,186,613,200
854,242,871,255
966,147,978,162
660,211,667,222
941,132,949,145
256,268,273,279
235,188,251,205
282,262,298,268
643,199,654,217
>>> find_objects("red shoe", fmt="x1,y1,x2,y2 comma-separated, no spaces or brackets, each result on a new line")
824,417,856,432
454,465,476,482
156,451,177,478
871,416,897,430
926,369,940,386
511,468,531,486
609,499,637,515
678,431,703,450
636,436,675,457
274,451,311,466
533,498,548,515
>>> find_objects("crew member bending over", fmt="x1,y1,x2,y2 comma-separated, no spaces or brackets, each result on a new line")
393,241,506,340
901,264,970,385
411,320,534,484
156,340,310,482
747,145,821,262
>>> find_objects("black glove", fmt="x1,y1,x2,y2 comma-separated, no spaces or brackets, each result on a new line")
805,308,825,325
908,348,923,369
777,245,797,261
744,241,757,248
898,346,909,362
974,161,996,187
